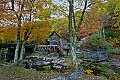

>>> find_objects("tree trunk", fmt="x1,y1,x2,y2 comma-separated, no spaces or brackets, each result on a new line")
19,11,32,61
19,40,26,60
13,0,24,63
68,0,88,68
19,24,33,60
69,0,77,67
19,28,28,61
14,23,21,63
69,0,73,54
102,28,105,39
14,39,20,63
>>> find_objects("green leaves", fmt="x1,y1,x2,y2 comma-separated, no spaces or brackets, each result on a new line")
84,34,110,51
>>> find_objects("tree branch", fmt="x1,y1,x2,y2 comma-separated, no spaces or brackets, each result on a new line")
77,0,88,35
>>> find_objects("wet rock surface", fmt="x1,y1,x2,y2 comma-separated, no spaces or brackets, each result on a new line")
83,50,108,62
51,76,66,80
19,51,120,80
23,55,70,71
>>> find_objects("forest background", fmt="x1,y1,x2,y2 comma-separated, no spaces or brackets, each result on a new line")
0,0,120,63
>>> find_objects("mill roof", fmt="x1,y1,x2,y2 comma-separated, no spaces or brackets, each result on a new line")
49,31,61,38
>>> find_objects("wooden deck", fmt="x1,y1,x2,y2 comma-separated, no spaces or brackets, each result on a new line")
36,45,61,54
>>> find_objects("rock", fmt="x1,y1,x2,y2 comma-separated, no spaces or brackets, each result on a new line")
112,61,120,67
43,56,46,61
43,62,50,65
19,60,30,68
69,71,78,80
52,57,58,60
57,59,65,64
83,51,108,62
25,56,71,71
106,69,117,74
61,63,68,66
48,53,59,57
30,60,44,66
78,59,83,64
30,56,39,59
46,57,53,61
51,76,66,80
53,65,62,69
52,60,58,64
1,63,13,66
26,56,44,61
83,76,107,80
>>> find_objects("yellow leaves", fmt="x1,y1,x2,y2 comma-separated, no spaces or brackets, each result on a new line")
109,37,120,47
75,11,82,17
17,10,30,15
36,4,43,11
0,26,5,33
0,27,17,41
85,69,93,75
23,21,33,29
21,20,51,43
51,18,68,33
0,0,54,44
35,8,51,20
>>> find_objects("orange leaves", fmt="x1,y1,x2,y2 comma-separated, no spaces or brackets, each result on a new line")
0,26,5,33
23,21,33,30
59,26,66,36
22,20,51,43
0,0,56,44
78,5,105,37
0,27,17,41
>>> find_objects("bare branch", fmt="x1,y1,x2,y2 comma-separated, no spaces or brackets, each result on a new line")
77,0,88,35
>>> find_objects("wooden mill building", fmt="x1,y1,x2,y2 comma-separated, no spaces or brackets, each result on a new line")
49,31,68,55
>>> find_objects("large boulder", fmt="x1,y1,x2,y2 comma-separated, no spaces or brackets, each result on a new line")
83,50,108,62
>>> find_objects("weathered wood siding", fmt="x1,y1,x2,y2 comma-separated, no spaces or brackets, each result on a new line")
49,32,60,45
60,38,68,49
49,31,68,50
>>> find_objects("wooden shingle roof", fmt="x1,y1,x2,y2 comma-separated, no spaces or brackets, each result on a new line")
49,31,61,38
